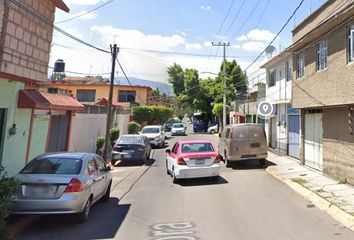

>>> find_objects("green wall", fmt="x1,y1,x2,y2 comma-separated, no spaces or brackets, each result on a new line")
29,115,50,160
0,80,31,176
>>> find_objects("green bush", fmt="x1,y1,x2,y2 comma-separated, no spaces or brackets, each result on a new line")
132,106,174,124
96,137,105,155
109,128,120,147
128,121,142,134
0,166,19,237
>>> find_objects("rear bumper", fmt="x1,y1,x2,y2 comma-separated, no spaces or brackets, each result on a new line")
112,151,145,161
228,153,268,162
174,164,220,179
11,192,89,215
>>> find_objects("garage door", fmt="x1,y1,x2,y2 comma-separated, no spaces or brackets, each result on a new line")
304,113,323,170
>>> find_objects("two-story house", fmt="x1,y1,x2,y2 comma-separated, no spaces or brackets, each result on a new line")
290,0,354,184
261,52,300,158
0,0,84,176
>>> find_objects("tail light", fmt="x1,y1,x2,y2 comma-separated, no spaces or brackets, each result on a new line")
113,146,119,151
177,157,186,165
138,146,145,152
214,154,221,163
64,178,84,193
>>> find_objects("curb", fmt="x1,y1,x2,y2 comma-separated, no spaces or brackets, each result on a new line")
266,166,354,231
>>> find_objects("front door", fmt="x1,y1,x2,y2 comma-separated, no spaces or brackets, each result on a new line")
0,109,6,164
305,113,323,170
47,115,69,152
288,115,300,159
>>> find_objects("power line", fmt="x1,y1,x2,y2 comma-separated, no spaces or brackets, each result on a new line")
255,0,271,28
223,0,247,37
55,0,115,24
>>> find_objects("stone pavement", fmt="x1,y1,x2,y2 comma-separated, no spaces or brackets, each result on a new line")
266,151,354,231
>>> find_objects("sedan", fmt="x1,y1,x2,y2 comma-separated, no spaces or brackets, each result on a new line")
171,123,187,136
112,134,151,165
11,153,112,222
140,125,165,148
165,140,221,183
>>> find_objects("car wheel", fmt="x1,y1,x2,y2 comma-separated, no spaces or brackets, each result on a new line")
166,160,169,175
101,182,111,202
76,197,92,223
111,159,117,166
259,159,266,166
210,129,215,134
224,152,231,168
172,169,179,183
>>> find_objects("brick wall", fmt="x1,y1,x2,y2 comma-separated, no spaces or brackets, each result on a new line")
0,0,56,81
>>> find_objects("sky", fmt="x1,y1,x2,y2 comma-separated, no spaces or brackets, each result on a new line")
50,0,326,86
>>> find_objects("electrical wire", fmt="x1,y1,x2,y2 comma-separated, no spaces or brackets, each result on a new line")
255,0,271,28
223,0,247,37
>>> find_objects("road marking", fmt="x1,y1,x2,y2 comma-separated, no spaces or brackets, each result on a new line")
150,222,198,240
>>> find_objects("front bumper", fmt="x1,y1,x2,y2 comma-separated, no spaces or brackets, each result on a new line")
171,130,185,135
148,138,163,146
11,192,89,215
174,164,220,179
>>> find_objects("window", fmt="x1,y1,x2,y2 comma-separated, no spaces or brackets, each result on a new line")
48,88,58,94
286,61,292,81
348,25,354,63
181,143,214,153
268,70,276,87
172,143,179,154
296,53,305,78
77,89,96,102
316,39,327,71
118,90,136,102
95,156,106,172
21,158,82,175
87,158,98,175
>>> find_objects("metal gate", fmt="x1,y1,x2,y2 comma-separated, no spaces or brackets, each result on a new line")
288,115,300,159
47,115,69,152
0,109,6,164
304,112,323,170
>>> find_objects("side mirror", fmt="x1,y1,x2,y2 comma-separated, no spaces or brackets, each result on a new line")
165,149,171,154
106,165,112,171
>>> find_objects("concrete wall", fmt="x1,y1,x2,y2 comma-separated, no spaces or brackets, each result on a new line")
29,114,50,160
322,107,354,185
266,59,292,103
292,19,354,108
0,0,56,81
0,80,31,176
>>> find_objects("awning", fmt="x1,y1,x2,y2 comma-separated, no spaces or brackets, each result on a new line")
96,97,122,108
18,90,84,111
51,0,70,12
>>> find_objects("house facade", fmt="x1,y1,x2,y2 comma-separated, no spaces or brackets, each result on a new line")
290,0,354,183
262,52,300,158
0,0,85,176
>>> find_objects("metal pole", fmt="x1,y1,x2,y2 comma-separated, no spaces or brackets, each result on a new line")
222,43,227,129
103,44,119,162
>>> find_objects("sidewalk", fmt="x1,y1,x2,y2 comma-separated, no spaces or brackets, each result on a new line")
266,151,354,231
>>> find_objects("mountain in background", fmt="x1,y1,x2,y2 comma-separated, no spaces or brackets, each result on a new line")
117,77,173,95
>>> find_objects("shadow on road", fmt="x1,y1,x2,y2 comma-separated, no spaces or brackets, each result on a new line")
229,159,276,170
177,175,228,187
114,160,145,167
145,158,156,166
16,198,130,240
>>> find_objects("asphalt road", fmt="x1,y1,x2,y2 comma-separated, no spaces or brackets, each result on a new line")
17,127,354,240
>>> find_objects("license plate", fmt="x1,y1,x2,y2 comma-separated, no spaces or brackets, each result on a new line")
123,154,131,158
28,185,56,196
195,159,205,165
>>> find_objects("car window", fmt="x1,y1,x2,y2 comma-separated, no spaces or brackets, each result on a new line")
181,143,214,153
95,156,106,172
173,123,184,128
249,126,264,140
118,135,143,144
233,127,248,140
172,143,179,154
87,158,98,175
141,127,160,134
225,128,231,138
21,158,82,174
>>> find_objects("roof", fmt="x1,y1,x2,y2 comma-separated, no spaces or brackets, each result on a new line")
260,51,292,69
142,125,162,128
177,139,213,144
18,90,84,111
38,152,90,159
95,97,122,108
51,0,70,12
47,82,153,90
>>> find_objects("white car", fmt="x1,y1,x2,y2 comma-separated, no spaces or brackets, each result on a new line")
140,125,166,148
171,123,186,136
207,125,218,134
165,140,221,183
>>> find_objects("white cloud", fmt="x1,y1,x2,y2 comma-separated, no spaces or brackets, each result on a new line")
236,29,277,42
185,43,202,50
242,42,266,52
65,0,104,5
201,5,212,10
203,41,212,47
73,11,97,20
231,44,241,49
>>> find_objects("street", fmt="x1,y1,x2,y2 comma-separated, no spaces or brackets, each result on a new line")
17,126,354,240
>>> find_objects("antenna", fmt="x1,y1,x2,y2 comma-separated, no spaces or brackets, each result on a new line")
265,45,276,58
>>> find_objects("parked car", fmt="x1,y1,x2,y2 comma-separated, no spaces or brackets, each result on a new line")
140,125,166,148
207,124,218,134
165,140,221,183
112,134,151,165
218,124,268,168
163,118,181,132
11,152,112,222
171,123,187,136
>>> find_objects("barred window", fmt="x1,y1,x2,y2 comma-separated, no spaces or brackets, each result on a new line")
316,39,327,71
296,53,305,78
76,90,96,102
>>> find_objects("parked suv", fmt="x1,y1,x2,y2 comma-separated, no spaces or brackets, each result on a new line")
140,125,166,148
218,124,268,167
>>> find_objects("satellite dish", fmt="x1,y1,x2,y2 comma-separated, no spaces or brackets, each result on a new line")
265,45,276,58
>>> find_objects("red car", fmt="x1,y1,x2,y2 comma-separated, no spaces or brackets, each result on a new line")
165,139,221,183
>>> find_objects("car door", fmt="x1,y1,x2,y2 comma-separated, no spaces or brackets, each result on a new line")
94,155,109,197
167,143,179,171
87,157,101,202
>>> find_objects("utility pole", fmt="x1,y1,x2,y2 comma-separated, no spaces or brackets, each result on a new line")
103,44,119,162
212,42,230,129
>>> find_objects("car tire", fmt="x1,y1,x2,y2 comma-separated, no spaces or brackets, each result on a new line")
101,182,111,202
166,160,169,175
111,159,117,166
76,197,92,223
172,169,179,183
259,159,266,166
224,152,231,168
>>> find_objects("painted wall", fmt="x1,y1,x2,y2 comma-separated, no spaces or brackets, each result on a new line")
29,114,50,160
266,59,292,103
0,80,31,176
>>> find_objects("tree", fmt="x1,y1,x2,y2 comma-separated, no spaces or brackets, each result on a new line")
212,103,224,128
167,63,185,95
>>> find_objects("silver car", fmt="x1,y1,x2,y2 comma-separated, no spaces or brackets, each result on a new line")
11,152,112,222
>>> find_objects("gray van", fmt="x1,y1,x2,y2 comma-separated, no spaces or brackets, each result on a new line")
218,124,268,167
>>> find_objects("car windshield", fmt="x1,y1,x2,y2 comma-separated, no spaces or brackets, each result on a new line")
141,128,160,134
181,143,214,153
173,124,184,128
118,136,143,144
21,158,82,174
